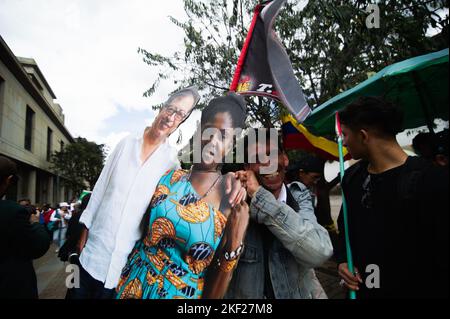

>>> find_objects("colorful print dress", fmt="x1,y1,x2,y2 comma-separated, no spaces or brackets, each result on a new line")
116,169,228,299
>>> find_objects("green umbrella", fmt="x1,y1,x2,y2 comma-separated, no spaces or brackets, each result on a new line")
304,48,449,136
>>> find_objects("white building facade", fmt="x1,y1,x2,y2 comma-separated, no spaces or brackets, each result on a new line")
0,36,74,205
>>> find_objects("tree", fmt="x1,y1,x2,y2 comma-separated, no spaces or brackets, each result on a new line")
139,0,448,128
139,0,275,126
286,0,449,107
50,137,106,194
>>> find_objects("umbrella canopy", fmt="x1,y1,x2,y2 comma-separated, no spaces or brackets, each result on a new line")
304,48,449,136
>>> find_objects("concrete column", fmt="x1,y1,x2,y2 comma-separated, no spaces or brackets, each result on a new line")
16,171,25,199
47,175,54,205
28,169,36,204
54,176,60,207
60,184,65,203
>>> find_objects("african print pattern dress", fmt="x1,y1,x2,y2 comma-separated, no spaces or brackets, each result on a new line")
116,169,227,299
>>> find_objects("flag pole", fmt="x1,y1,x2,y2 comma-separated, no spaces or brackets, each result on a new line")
335,112,356,300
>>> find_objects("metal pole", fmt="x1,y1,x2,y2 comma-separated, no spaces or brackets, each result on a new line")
335,112,356,299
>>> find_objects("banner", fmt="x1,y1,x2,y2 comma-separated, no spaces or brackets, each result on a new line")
230,0,311,122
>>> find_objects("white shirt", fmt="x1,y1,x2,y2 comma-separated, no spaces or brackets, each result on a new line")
79,134,179,289
277,184,287,203
50,209,71,223
49,210,60,222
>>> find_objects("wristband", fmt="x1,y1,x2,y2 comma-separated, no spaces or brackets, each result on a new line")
223,242,244,261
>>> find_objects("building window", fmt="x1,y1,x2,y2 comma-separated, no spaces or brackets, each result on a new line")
47,127,53,161
60,140,64,151
24,106,35,151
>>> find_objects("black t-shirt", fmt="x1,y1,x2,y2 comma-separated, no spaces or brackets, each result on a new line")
335,157,449,298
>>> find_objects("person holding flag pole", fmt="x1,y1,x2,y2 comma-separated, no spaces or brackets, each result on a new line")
225,0,447,299
334,96,448,298
335,112,358,299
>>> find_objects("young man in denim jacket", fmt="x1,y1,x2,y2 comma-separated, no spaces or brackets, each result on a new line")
226,129,333,299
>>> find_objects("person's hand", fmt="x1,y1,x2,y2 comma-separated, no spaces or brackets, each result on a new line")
77,225,89,254
68,253,80,266
235,170,261,198
338,263,363,291
223,172,247,208
224,199,249,250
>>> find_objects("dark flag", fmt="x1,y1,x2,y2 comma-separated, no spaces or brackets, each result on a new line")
229,0,311,122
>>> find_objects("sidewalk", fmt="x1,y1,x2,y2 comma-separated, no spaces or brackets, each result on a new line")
34,243,68,299
314,194,346,299
34,246,347,299
316,260,346,299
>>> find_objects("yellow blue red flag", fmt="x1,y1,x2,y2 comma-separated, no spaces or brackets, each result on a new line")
281,113,351,161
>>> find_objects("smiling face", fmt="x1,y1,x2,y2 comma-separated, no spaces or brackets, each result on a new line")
152,94,195,139
199,112,235,170
245,138,289,195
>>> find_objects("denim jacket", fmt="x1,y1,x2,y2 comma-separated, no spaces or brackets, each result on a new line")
225,185,333,299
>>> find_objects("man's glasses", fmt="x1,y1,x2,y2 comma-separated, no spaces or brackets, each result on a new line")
361,174,373,209
163,106,188,121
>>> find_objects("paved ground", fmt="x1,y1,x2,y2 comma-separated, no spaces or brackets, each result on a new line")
34,243,68,299
315,260,346,299
314,195,346,299
34,195,346,299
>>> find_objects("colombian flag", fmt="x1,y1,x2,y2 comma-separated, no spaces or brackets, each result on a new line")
281,113,352,161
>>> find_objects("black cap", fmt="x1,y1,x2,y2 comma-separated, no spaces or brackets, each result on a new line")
289,156,324,174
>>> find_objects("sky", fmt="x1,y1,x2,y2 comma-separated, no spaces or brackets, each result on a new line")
0,0,202,154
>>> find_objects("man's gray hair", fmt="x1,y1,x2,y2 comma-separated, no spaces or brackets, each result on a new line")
163,85,201,112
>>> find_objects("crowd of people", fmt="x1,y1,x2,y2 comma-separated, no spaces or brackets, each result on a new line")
16,197,86,255
0,173,92,299
0,88,448,300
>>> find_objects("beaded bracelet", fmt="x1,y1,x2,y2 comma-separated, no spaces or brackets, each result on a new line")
223,242,244,261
